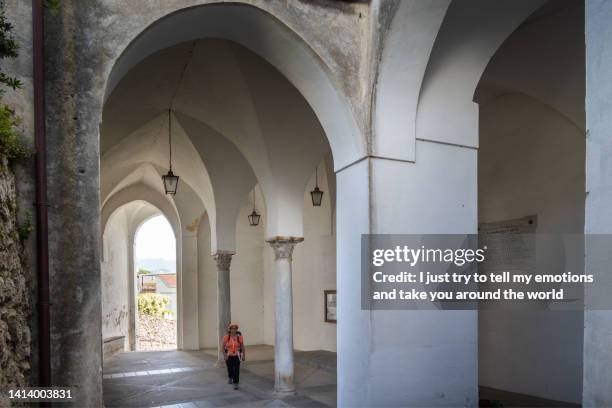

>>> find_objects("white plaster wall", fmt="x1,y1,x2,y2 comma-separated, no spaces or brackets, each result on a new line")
373,0,450,162
416,0,545,148
478,94,585,404
101,3,365,174
479,95,585,233
476,0,585,130
263,162,337,352
293,164,336,351
231,203,265,345
198,200,266,348
198,214,218,349
101,208,130,348
373,144,478,407
263,241,275,346
475,2,586,403
339,142,479,407
101,114,215,225
230,42,331,238
178,112,257,253
104,39,333,240
336,158,370,407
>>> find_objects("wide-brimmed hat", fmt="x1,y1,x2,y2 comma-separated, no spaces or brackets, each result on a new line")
228,323,239,330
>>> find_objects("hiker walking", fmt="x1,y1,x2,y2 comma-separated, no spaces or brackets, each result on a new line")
223,323,245,389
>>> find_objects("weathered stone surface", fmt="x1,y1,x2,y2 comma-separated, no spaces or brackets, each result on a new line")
137,314,177,351
1,2,36,391
0,157,31,390
44,2,104,406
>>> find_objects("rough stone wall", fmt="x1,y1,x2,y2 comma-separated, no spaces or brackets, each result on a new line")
0,156,31,389
0,2,35,399
137,314,176,351
4,0,36,388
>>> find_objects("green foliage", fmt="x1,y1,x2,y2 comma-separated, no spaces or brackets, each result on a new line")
138,268,151,275
17,209,32,242
0,105,28,160
0,0,20,93
138,293,171,318
45,0,60,15
0,0,29,162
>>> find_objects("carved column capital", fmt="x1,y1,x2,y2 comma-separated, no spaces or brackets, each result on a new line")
266,236,304,260
213,251,235,271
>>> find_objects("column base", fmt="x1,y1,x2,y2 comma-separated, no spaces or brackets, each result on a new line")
273,388,296,397
274,374,296,396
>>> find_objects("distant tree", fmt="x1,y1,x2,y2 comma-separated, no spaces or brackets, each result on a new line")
138,267,151,275
138,293,170,318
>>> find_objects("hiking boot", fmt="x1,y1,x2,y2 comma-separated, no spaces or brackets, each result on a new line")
233,383,239,390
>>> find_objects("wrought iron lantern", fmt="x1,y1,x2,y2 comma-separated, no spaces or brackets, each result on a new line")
162,169,179,195
310,166,324,207
248,190,261,226
162,109,179,195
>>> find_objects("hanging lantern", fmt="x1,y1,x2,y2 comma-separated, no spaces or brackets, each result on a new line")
162,169,179,195
162,109,179,195
248,209,261,227
248,190,261,226
310,166,324,207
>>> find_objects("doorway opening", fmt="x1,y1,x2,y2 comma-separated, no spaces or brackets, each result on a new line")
134,215,178,351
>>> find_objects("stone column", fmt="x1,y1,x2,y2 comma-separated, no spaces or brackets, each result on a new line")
45,3,103,405
181,234,199,350
267,237,303,395
214,251,234,365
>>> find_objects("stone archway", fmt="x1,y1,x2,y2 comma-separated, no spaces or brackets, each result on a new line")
97,3,358,399
79,3,359,405
131,213,179,351
103,3,364,173
102,182,182,349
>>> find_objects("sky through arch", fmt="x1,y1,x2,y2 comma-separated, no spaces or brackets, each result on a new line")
135,215,176,272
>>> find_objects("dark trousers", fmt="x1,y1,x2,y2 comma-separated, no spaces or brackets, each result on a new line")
226,355,240,383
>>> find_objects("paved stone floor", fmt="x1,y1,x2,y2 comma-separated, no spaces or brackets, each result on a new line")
104,346,580,408
479,386,580,408
103,346,336,407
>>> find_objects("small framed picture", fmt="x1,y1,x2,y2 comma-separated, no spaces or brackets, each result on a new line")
324,290,337,323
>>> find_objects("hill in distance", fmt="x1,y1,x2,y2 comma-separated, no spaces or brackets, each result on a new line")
137,258,176,274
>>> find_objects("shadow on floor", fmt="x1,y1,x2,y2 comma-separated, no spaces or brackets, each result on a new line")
479,386,581,408
103,347,336,407
104,347,580,408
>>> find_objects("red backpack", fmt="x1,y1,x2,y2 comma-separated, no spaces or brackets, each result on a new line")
223,332,244,355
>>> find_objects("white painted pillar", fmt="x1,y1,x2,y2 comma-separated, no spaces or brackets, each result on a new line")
176,238,183,349
214,251,234,365
584,2,612,405
336,159,370,404
181,233,199,350
127,233,136,351
267,237,303,394
338,143,478,406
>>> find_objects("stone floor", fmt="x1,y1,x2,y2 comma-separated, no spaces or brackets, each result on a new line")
103,346,336,407
479,386,580,408
104,346,580,408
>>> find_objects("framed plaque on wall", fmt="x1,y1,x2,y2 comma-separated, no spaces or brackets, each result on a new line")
324,290,337,323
